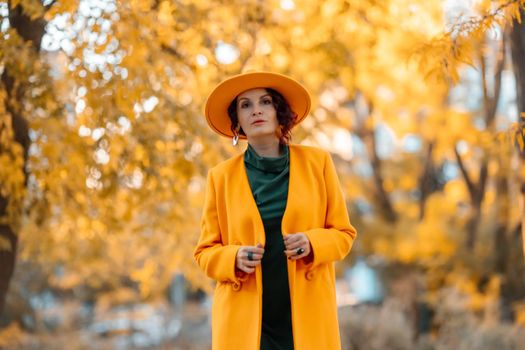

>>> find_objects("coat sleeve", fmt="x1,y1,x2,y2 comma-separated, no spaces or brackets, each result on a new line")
193,170,242,283
303,152,357,269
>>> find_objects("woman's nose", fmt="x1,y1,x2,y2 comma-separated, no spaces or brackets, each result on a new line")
252,106,263,115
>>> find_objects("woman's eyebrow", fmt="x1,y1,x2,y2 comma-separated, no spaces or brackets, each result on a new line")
238,94,271,102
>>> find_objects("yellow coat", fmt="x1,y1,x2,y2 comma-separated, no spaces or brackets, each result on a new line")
194,144,357,350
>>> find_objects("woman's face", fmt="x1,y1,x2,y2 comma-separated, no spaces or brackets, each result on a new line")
236,88,279,141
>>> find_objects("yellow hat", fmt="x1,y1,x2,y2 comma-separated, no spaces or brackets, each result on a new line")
204,71,311,139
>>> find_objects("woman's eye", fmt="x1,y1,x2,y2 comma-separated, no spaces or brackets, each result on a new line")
262,99,272,105
240,102,250,108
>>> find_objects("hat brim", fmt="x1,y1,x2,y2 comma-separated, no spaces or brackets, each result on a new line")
205,72,311,139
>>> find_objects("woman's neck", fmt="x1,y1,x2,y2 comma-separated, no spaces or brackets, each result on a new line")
248,138,281,157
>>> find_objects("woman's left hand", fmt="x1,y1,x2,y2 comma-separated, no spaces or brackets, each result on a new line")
283,233,312,260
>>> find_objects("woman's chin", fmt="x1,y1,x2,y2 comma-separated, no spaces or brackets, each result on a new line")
246,131,279,141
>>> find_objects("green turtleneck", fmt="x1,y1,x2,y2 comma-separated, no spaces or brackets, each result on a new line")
244,144,294,350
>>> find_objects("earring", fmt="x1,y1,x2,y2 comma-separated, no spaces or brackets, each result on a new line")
232,125,241,146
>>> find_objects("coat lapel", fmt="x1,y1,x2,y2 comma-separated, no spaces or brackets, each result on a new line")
282,144,298,235
230,154,265,244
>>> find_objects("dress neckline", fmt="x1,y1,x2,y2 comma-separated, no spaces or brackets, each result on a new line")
244,143,289,173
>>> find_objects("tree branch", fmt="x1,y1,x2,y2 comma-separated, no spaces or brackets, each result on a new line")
489,34,506,125
480,49,490,119
160,43,183,59
454,145,476,203
418,142,435,220
361,100,398,223
44,0,58,11
477,160,488,204
8,3,47,51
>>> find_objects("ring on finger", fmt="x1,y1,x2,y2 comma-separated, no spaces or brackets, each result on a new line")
296,248,305,255
247,251,254,261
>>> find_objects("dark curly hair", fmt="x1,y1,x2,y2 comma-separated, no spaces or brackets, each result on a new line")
227,88,297,145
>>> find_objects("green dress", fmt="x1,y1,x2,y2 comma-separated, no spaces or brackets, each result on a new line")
244,144,294,350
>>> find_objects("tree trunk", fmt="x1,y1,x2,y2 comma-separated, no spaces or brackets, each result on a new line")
0,114,28,316
367,128,398,223
0,3,46,315
354,96,398,223
492,157,525,322
455,37,504,250
510,9,525,258
418,143,433,220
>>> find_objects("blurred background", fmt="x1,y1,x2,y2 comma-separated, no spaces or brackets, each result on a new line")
1,0,525,349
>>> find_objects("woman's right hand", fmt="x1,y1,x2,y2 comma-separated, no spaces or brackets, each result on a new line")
235,243,264,274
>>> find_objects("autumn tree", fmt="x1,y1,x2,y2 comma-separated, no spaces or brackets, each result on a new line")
510,6,525,255
0,0,235,314
414,0,525,321
0,2,524,342
0,0,50,315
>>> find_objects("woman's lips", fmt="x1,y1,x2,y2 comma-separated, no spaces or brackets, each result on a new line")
252,120,266,125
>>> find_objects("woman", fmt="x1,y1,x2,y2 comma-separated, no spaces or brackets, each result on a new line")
194,71,357,350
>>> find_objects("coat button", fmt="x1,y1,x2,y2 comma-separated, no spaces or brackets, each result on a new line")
232,281,242,291
305,270,314,281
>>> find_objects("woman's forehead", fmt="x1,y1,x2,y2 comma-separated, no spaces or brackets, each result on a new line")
237,88,269,100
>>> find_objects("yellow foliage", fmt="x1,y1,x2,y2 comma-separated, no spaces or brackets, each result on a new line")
0,0,520,303
512,123,525,152
444,179,469,204
44,0,78,20
441,267,505,313
425,192,458,220
362,214,457,266
0,236,12,251
131,260,158,298
396,237,417,263
51,270,82,290
0,93,26,232
0,322,24,348
391,219,456,265
416,0,525,83
399,174,417,191
415,221,456,258
514,301,525,326
95,287,139,313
